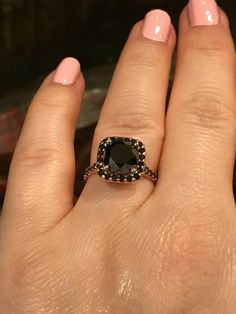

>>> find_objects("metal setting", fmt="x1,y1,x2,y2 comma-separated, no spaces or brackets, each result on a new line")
84,137,158,184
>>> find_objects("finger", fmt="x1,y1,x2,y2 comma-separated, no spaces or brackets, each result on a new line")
79,10,176,213
158,4,236,201
2,57,85,233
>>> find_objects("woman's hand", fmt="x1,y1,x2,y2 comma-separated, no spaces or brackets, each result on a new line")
1,1,236,313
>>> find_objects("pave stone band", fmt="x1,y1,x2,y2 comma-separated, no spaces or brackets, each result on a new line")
84,137,158,184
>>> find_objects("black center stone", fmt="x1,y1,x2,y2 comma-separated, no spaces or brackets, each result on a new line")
104,139,139,174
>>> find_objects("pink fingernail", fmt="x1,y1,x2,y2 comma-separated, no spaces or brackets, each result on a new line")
53,57,81,85
188,0,219,26
142,9,171,42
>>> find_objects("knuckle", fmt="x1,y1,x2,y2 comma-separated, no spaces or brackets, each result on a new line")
177,92,235,131
122,42,166,72
15,142,63,168
184,28,231,56
124,50,161,71
0,241,46,307
160,209,228,290
33,87,78,117
188,39,224,55
96,108,164,141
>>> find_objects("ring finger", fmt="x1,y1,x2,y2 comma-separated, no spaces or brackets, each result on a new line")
79,10,176,212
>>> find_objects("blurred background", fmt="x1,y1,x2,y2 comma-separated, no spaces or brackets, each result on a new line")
0,0,236,207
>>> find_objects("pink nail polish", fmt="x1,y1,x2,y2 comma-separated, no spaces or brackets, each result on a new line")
188,0,219,26
142,9,171,42
53,57,81,85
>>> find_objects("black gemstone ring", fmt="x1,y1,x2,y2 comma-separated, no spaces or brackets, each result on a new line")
84,137,158,184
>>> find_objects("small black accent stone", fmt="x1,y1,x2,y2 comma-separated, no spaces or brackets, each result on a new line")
139,148,145,154
105,173,110,180
134,173,140,180
98,170,104,176
140,154,145,160
120,175,125,182
97,155,104,163
127,175,133,182
112,175,119,182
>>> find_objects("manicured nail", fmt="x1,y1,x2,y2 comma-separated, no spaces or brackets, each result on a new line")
53,57,81,85
188,0,219,26
142,9,171,42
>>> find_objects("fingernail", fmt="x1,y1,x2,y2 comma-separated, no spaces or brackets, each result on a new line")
188,0,219,26
142,9,171,42
53,57,81,85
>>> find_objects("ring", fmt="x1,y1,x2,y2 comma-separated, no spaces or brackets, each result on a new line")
84,137,158,184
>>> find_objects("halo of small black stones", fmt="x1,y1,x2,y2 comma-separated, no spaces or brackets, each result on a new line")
97,137,146,183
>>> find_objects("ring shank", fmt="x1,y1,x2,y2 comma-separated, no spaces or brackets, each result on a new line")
84,162,158,184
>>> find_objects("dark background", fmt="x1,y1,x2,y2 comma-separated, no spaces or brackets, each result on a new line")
0,0,235,96
0,0,236,206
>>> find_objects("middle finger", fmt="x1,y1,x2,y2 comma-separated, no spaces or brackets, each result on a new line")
158,5,236,203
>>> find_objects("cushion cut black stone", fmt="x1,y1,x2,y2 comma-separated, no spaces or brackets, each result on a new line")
104,139,140,174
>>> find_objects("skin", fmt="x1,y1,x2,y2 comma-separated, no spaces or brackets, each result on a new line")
0,7,236,314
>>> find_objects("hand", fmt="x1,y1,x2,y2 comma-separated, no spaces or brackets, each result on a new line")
1,1,236,313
